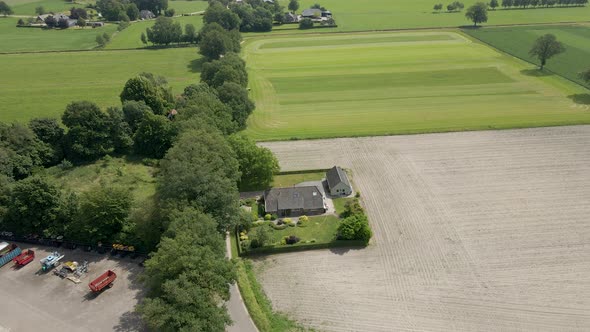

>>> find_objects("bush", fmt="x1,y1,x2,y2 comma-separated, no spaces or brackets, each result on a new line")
276,219,285,225
338,214,372,245
58,159,74,170
271,214,278,220
271,223,288,230
299,18,313,29
284,235,300,245
164,8,175,17
264,213,271,221
355,191,361,198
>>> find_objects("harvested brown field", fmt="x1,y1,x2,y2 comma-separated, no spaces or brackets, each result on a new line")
256,126,590,331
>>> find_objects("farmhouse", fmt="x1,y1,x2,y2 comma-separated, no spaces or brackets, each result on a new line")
326,166,352,196
264,186,326,217
301,8,321,18
284,12,299,23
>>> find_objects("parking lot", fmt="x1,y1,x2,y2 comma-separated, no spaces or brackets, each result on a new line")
0,243,145,332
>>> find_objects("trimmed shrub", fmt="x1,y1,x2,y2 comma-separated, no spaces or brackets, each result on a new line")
264,213,271,221
285,235,300,245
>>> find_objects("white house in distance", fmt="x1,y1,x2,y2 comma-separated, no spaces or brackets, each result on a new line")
326,166,352,196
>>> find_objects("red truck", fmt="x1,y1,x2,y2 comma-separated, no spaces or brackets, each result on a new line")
13,249,35,267
88,270,117,293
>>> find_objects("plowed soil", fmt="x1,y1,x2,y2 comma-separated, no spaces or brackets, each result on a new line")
255,126,590,331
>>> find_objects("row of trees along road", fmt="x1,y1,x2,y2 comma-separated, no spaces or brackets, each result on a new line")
135,1,280,329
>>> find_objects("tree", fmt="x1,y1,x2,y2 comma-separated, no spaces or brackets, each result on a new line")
529,34,565,70
106,106,133,153
177,87,237,135
62,101,114,161
70,7,88,19
77,18,86,28
96,34,106,47
198,28,235,60
578,68,590,84
465,2,488,26
126,3,139,20
490,0,500,9
338,214,372,245
120,73,173,115
122,100,152,132
146,16,182,45
29,118,64,164
158,129,240,229
203,1,241,30
44,15,57,28
96,0,126,21
72,185,132,243
299,17,313,29
433,3,444,11
140,31,148,45
0,1,13,16
164,8,174,17
138,208,234,331
133,113,177,158
201,53,248,88
288,0,299,12
35,6,45,15
216,82,255,129
502,0,514,7
0,123,54,179
250,224,270,248
5,176,67,236
228,134,279,191
17,18,24,26
183,23,197,43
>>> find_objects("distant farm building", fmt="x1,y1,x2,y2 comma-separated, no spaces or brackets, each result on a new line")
264,186,326,217
326,166,352,196
140,10,155,20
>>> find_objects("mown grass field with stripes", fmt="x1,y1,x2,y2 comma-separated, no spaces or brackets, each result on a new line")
464,24,590,88
244,31,590,141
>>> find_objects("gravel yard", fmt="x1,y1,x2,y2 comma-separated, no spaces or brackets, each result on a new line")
255,126,590,331
0,244,145,332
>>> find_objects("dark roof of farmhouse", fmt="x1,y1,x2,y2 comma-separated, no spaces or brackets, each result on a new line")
326,166,350,189
302,8,321,16
264,186,324,212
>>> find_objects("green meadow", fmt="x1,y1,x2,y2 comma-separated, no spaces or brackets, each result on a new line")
464,24,590,88
168,0,208,15
0,18,116,53
269,0,590,33
4,0,91,16
0,47,201,122
244,31,590,141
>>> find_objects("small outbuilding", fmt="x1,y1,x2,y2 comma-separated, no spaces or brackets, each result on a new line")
140,10,155,20
326,166,352,196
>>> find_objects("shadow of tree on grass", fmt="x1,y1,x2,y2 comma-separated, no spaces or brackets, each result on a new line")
520,69,552,77
187,57,205,73
568,94,590,105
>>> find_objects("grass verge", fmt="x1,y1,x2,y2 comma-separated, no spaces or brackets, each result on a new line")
234,258,306,332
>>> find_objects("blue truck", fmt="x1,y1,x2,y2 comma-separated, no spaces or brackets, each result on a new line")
0,241,22,268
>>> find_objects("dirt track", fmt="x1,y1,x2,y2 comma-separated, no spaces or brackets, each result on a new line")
256,126,590,331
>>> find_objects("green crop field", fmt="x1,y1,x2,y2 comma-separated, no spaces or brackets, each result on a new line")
107,15,204,49
0,47,201,122
244,31,590,141
4,0,92,16
464,24,590,88
268,0,590,33
0,18,116,53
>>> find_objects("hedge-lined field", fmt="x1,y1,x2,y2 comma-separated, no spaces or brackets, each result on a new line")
464,24,590,88
244,31,590,140
0,47,200,122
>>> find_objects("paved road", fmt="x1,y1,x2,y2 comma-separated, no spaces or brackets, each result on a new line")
225,233,258,332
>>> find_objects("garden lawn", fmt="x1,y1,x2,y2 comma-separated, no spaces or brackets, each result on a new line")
268,215,340,245
464,24,590,88
43,156,156,209
0,47,200,122
244,31,590,141
107,15,204,49
267,0,590,33
333,197,354,216
0,18,116,53
270,171,325,188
